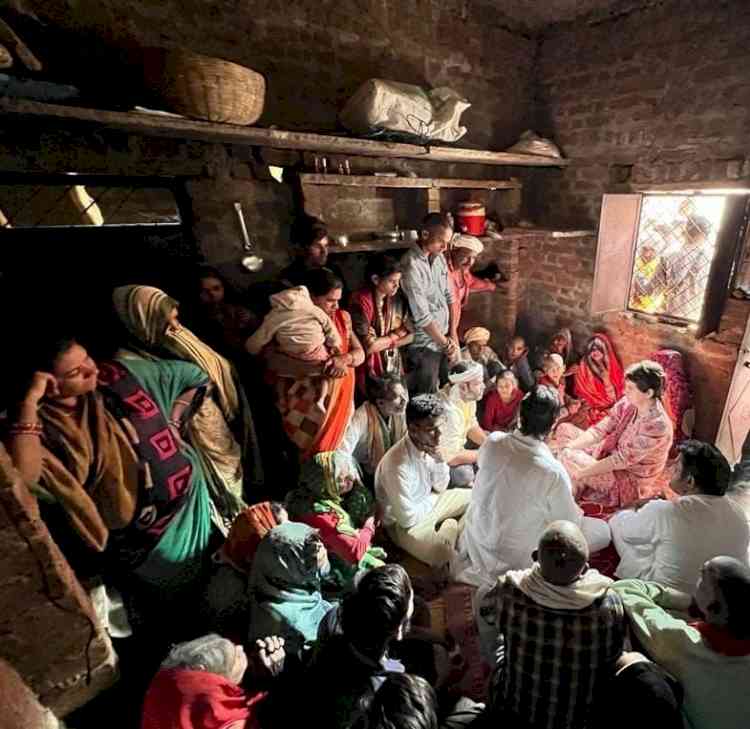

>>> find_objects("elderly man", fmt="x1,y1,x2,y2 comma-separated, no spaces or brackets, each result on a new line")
338,373,408,477
453,386,611,592
400,212,457,395
446,234,496,339
438,361,487,487
610,439,749,594
613,556,750,729
485,521,625,729
375,394,471,568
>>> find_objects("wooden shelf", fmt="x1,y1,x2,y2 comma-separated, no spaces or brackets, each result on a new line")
300,173,522,190
328,238,411,254
0,98,569,168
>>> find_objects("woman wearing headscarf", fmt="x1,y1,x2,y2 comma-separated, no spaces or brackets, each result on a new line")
142,633,285,729
572,333,625,427
112,285,263,532
286,451,386,589
249,522,336,658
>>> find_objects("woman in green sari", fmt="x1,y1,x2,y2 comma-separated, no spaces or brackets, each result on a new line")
112,284,263,533
286,451,386,590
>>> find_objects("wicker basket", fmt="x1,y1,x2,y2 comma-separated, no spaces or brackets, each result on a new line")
142,48,265,125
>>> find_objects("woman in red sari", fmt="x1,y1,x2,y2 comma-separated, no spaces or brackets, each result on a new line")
572,333,625,426
349,254,413,396
263,268,365,460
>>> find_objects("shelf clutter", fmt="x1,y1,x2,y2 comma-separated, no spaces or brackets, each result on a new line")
0,98,570,168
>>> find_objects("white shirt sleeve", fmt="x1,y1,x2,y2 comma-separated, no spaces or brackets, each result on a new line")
338,405,367,459
546,469,584,527
610,500,670,545
429,457,450,495
440,402,467,461
388,461,433,529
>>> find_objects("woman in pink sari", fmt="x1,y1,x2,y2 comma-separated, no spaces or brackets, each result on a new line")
556,360,673,512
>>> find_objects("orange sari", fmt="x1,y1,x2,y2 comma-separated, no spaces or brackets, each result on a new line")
274,310,355,460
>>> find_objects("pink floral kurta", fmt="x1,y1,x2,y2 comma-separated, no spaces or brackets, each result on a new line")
558,396,673,510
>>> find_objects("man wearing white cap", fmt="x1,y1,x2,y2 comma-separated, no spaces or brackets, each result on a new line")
438,360,488,487
447,234,497,339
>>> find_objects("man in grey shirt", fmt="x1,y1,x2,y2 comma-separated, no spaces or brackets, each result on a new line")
400,212,457,394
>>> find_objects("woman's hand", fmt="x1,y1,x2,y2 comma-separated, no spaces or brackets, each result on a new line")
24,372,58,406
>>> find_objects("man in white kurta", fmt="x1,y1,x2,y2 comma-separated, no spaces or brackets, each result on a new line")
375,394,471,567
437,361,487,487
610,440,749,593
452,386,611,592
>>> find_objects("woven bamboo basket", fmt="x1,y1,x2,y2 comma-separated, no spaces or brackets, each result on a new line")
142,48,265,125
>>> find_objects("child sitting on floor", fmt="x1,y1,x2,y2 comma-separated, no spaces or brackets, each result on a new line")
480,369,523,433
504,335,535,392
538,353,581,423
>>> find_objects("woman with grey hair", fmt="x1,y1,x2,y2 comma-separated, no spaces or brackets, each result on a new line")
142,633,284,729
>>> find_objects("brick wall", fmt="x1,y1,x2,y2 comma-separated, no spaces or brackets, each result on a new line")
23,0,536,151
512,0,750,441
531,0,750,227
515,230,750,441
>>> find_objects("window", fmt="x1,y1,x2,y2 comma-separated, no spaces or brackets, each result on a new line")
591,192,749,337
0,181,180,228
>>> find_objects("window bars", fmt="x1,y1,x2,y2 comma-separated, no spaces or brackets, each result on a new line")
628,194,727,322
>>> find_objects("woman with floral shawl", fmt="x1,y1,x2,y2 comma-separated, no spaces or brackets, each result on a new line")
112,285,263,532
572,333,625,427
286,451,386,589
248,521,335,658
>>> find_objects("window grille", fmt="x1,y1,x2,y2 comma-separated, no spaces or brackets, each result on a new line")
628,194,727,322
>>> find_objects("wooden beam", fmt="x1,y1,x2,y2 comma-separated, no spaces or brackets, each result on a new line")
299,173,522,189
0,98,569,168
328,240,411,254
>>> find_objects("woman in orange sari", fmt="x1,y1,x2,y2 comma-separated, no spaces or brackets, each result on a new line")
572,333,625,427
262,268,365,460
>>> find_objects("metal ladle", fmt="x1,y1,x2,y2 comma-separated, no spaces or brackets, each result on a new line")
234,201,264,272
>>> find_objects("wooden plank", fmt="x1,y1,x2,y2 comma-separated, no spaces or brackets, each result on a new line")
0,98,569,168
328,239,411,254
299,173,522,190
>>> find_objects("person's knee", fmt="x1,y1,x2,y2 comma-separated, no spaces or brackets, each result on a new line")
450,464,475,488
582,517,611,552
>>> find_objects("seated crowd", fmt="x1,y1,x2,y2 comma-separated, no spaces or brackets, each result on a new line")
3,210,750,729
